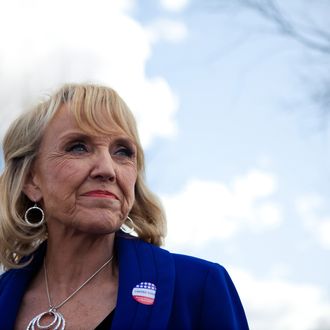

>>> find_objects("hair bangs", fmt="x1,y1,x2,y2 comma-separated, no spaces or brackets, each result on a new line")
63,84,144,171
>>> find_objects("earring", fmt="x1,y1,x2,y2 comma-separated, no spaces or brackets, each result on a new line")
24,203,45,227
120,216,135,234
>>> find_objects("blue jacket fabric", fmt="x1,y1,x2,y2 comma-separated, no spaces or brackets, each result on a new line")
0,235,249,329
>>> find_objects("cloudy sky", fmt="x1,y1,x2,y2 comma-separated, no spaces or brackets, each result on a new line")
1,0,329,329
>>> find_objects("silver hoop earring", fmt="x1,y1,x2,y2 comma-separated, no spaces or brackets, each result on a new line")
24,203,45,227
120,216,135,234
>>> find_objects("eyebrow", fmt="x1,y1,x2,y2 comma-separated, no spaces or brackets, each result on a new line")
58,131,91,142
59,130,137,147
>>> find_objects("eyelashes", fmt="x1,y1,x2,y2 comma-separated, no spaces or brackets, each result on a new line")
65,141,136,159
114,146,135,158
66,142,88,154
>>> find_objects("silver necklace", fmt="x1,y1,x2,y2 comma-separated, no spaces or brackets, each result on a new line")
26,255,114,330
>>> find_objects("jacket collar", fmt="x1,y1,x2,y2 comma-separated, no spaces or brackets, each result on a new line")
0,236,175,330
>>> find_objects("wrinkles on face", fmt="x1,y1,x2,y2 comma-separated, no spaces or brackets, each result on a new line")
31,105,138,236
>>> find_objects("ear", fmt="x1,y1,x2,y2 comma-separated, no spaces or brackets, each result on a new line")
22,170,43,202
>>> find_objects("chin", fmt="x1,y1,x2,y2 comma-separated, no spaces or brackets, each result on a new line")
67,210,122,234
75,221,121,236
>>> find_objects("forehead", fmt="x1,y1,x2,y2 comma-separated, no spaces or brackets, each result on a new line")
44,105,130,142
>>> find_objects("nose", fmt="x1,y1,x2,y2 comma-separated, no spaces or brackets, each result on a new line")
90,150,116,182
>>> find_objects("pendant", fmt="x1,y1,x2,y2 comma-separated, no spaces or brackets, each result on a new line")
26,308,65,330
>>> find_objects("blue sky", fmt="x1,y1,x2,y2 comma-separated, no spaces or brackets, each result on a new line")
0,0,329,329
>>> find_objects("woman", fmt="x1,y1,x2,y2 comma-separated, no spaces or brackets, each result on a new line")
0,84,249,329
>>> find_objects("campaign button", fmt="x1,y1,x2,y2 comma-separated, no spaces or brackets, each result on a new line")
132,282,157,305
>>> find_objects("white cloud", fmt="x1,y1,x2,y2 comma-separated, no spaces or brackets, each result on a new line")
0,0,178,147
231,268,330,330
146,19,188,43
162,169,282,247
160,0,189,12
295,194,330,249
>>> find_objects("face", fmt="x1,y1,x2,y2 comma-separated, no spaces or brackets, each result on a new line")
24,105,138,235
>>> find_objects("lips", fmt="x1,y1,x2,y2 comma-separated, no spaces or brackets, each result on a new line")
82,190,119,200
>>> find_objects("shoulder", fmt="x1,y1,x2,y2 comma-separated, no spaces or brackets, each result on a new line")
0,243,45,295
0,268,19,295
130,238,232,293
0,268,17,283
168,252,232,295
150,248,249,329
0,270,11,287
136,237,228,276
126,236,227,276
171,252,225,273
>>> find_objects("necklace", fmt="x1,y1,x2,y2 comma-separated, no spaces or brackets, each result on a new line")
26,255,114,330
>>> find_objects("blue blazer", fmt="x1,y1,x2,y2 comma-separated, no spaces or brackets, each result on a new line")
0,235,249,329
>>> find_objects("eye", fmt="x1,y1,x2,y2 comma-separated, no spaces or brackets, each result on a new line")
114,146,135,158
66,142,88,154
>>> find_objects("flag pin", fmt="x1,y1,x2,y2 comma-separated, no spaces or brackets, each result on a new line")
132,282,157,305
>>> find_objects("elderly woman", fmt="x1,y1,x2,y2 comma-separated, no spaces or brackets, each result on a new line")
0,84,248,330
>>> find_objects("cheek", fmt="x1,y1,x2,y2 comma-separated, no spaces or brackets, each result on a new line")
53,158,82,177
53,158,89,182
40,160,87,198
122,170,137,200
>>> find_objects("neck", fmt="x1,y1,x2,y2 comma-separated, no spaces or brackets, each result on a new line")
44,231,116,294
25,232,118,329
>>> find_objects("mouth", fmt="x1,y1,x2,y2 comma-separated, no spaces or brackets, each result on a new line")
82,190,119,200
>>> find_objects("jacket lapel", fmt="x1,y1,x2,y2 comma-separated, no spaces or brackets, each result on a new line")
112,236,175,330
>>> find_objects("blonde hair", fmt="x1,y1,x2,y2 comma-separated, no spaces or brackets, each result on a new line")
0,83,166,270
